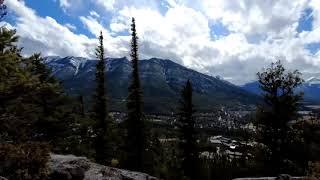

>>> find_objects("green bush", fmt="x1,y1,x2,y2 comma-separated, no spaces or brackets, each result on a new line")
0,142,50,180
307,161,320,179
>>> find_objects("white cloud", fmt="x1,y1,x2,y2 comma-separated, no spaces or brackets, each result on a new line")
95,0,115,11
79,15,130,57
310,0,320,28
93,0,162,13
56,0,88,13
108,1,320,84
111,6,213,68
7,0,132,60
6,0,96,57
7,0,320,84
65,23,77,31
201,0,309,35
106,1,320,84
58,0,70,9
89,11,100,18
79,15,109,36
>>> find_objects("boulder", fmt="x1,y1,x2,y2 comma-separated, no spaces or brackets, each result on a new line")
233,176,305,180
48,154,157,180
275,174,291,180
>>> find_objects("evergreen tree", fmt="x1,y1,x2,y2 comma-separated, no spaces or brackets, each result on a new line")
28,53,55,83
124,17,148,172
92,31,110,164
26,54,73,146
0,28,74,150
0,28,18,54
177,80,198,180
0,28,35,142
78,95,85,117
256,60,304,175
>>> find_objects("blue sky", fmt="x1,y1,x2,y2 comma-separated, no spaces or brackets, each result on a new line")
3,0,320,84
19,0,95,37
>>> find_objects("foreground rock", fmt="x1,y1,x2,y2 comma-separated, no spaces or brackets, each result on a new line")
233,174,305,180
49,154,157,180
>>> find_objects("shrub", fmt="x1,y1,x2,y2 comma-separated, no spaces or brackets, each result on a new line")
307,161,320,180
111,159,119,167
0,142,50,180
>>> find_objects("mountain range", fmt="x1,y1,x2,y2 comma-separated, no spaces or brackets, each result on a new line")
44,56,259,113
242,77,320,104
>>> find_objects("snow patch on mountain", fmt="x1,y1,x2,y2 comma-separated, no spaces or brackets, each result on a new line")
65,56,89,75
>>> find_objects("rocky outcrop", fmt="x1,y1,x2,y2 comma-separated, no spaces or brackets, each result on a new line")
48,154,157,180
233,174,305,180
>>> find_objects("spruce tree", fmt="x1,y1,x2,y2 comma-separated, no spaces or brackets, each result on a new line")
92,31,110,164
0,28,74,148
125,17,147,172
0,27,33,142
177,80,198,180
27,54,73,146
28,53,55,83
256,60,304,175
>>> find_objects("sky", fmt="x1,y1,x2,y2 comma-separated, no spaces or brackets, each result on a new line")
2,0,320,85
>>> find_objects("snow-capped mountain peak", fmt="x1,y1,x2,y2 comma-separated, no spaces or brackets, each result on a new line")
43,56,259,112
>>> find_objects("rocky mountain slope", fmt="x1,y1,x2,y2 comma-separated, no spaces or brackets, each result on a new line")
45,56,259,113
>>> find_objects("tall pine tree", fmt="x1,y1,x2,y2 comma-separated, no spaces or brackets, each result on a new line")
92,31,110,164
177,80,198,180
124,18,147,172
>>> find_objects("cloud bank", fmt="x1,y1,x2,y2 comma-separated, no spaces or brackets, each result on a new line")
5,0,320,84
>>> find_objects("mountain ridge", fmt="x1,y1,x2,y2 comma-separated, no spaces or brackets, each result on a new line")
45,56,259,113
242,79,320,104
